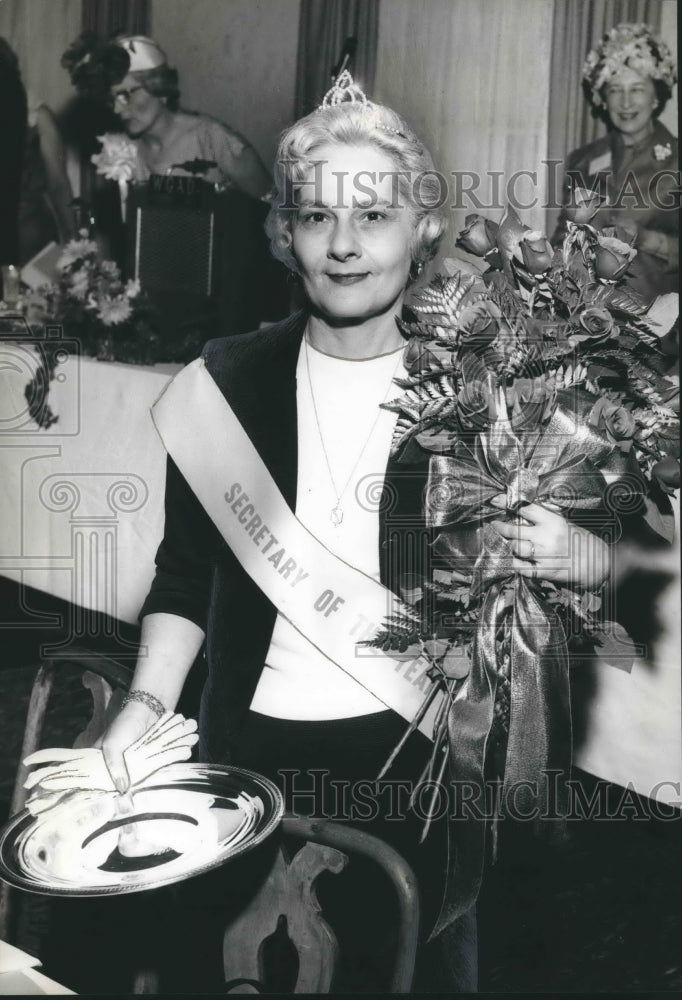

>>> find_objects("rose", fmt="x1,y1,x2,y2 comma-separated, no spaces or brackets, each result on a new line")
564,186,604,224
600,224,638,245
496,205,529,259
506,377,555,431
594,236,637,281
570,306,616,345
588,398,637,449
457,377,497,431
514,230,554,275
458,301,500,348
403,339,454,374
652,456,680,494
456,214,499,257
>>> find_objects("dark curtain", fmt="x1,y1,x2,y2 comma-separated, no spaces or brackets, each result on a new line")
295,0,379,117
546,0,662,234
82,0,150,36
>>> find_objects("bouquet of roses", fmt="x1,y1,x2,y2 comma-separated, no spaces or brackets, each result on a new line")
370,195,679,927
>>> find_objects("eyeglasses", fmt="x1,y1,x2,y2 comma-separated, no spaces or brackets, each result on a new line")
109,85,144,107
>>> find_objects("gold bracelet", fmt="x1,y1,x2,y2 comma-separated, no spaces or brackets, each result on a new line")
122,689,166,718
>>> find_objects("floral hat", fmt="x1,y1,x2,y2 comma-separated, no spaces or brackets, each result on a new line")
582,22,677,108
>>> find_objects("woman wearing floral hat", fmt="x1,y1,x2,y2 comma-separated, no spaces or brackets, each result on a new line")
553,23,678,305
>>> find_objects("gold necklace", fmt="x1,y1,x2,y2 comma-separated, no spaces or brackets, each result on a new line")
304,334,403,527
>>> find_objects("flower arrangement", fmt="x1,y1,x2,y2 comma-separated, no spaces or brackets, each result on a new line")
372,195,679,926
25,233,161,427
582,23,677,107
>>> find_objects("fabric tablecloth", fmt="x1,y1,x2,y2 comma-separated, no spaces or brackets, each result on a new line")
0,344,177,626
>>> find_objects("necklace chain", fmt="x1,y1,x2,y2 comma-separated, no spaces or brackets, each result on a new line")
304,333,402,527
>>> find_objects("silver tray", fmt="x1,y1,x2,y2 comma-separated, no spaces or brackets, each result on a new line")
0,763,283,897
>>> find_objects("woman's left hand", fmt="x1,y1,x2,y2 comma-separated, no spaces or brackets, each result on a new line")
491,502,609,589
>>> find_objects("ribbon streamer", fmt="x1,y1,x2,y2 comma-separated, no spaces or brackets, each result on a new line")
430,524,572,934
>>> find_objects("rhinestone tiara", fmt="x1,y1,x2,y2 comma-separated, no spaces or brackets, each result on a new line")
320,69,369,108
318,69,407,139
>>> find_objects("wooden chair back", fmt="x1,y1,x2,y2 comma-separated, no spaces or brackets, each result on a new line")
222,814,420,994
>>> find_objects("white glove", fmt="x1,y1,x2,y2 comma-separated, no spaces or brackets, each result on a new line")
24,712,198,813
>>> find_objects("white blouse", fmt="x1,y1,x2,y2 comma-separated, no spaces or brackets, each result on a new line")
250,338,405,720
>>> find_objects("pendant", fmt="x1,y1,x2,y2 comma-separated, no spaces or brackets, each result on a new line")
331,505,344,526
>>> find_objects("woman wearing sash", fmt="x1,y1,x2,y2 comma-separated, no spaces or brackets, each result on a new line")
96,80,610,991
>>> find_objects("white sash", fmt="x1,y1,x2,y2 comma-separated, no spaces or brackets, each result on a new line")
152,358,441,740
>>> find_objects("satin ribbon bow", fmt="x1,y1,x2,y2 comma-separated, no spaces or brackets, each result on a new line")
426,396,617,532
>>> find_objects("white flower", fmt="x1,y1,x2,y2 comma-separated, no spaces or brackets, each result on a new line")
124,279,141,299
68,268,91,300
100,260,120,280
57,237,99,271
97,295,133,326
653,143,672,162
91,133,139,183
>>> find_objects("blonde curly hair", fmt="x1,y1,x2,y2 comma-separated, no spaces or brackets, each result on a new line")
265,101,447,277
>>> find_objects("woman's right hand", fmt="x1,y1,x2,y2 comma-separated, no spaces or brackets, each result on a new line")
97,612,206,792
99,700,165,793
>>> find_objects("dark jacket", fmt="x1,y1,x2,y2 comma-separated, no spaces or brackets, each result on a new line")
141,311,429,762
552,120,679,303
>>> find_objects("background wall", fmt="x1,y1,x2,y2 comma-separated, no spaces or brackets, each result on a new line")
150,0,300,167
375,0,554,247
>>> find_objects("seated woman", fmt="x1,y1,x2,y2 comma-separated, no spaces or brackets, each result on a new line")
94,80,610,992
62,33,285,344
63,32,270,199
553,23,678,305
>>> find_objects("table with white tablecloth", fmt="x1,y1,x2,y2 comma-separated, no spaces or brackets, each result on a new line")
0,345,177,627
0,344,679,804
